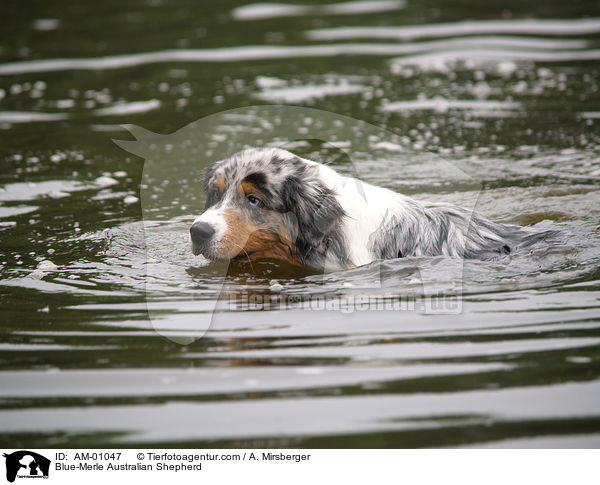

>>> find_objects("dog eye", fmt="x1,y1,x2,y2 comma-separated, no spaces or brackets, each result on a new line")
247,195,261,207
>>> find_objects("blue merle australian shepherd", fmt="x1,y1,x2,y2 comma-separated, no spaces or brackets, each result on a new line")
190,148,544,271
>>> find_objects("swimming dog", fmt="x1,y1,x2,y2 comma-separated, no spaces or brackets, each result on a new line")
190,147,532,271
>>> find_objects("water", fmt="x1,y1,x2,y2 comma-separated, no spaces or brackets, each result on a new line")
1,0,600,448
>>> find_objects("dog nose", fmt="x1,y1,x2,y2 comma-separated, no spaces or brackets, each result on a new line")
190,221,215,242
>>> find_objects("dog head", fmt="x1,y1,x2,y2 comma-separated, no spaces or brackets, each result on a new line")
190,148,346,268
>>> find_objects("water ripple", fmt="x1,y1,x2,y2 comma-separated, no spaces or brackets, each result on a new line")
306,18,600,41
0,37,593,75
232,0,406,20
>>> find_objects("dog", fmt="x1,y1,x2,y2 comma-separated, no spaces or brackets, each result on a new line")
190,147,538,271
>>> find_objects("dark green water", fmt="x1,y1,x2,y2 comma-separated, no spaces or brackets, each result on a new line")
1,0,600,448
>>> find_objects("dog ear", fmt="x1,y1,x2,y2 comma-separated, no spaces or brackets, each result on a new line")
202,162,223,208
281,173,345,251
202,162,218,190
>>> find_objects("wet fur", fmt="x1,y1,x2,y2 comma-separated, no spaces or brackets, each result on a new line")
192,148,542,271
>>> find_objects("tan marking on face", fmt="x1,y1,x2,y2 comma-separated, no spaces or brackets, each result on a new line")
237,181,257,196
220,209,300,265
216,176,225,193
